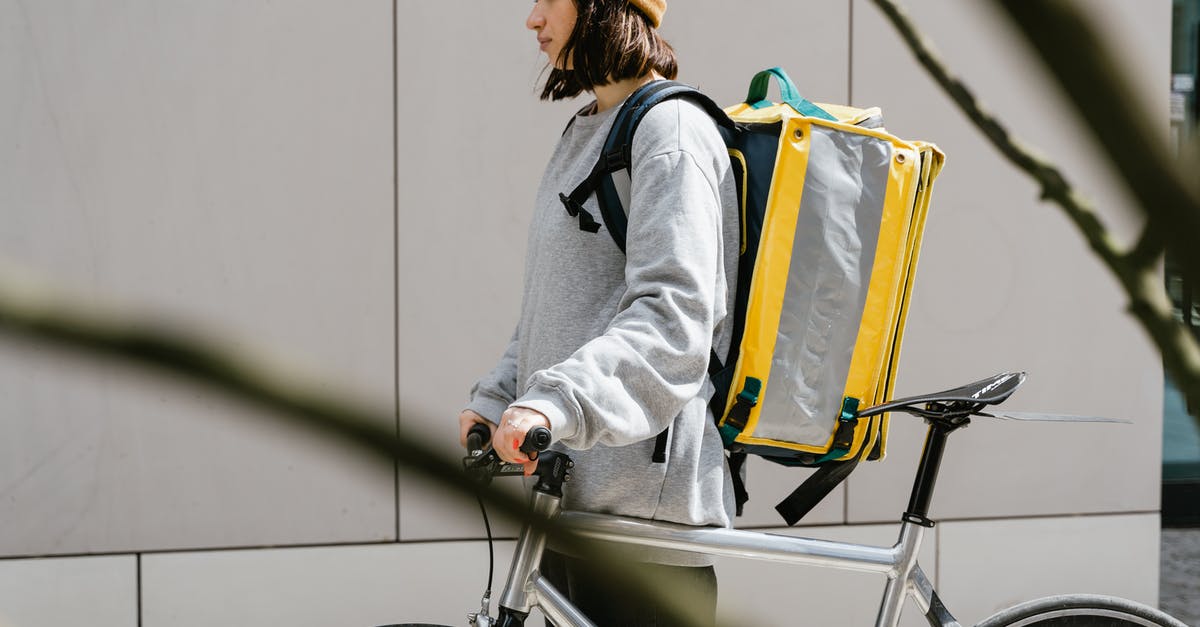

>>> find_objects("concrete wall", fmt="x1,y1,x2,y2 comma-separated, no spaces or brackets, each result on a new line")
0,0,1171,625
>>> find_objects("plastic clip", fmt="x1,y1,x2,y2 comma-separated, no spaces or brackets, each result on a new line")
558,193,601,233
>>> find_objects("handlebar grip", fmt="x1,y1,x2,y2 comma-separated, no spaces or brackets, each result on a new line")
520,426,552,455
466,422,492,453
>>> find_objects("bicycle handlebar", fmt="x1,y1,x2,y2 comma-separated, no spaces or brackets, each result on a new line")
464,422,557,485
522,426,552,456
467,422,491,454
467,423,551,458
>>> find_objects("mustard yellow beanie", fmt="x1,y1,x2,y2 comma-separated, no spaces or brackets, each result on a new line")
629,0,666,27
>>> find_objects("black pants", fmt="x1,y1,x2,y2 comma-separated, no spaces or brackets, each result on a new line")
539,549,717,627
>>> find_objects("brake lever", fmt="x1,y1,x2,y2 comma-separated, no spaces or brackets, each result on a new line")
464,449,528,481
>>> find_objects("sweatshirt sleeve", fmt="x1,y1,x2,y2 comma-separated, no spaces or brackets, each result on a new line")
511,115,726,448
465,325,521,424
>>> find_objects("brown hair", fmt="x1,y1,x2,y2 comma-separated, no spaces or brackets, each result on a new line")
540,0,678,101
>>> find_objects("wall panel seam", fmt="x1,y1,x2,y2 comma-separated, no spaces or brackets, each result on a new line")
392,0,403,544
137,553,143,627
848,0,855,104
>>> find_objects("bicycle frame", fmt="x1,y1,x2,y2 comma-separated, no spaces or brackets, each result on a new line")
493,496,947,627
483,417,968,627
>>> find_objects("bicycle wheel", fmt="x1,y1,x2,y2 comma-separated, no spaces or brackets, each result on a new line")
975,594,1188,627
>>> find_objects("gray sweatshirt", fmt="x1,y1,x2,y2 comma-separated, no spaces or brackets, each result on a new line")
467,95,739,563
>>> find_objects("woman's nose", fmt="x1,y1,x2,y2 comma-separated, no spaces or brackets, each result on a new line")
526,5,543,30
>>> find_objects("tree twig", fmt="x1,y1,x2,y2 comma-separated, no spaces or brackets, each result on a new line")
994,0,1200,278
1128,225,1165,272
870,0,1200,427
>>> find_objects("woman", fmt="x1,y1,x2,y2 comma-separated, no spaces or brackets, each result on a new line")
458,0,738,623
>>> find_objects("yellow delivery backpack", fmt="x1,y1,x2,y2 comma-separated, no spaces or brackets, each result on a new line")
558,68,944,525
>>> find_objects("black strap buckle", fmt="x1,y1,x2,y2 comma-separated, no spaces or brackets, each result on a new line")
558,193,601,233
725,379,761,431
830,416,858,452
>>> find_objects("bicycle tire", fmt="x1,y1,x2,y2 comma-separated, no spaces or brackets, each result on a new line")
974,594,1188,627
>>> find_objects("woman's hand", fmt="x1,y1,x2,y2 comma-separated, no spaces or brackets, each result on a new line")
494,406,551,475
458,410,494,449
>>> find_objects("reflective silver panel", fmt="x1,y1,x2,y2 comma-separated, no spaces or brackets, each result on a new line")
757,126,893,446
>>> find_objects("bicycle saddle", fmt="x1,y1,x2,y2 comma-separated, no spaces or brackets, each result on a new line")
858,372,1026,419
858,372,1131,424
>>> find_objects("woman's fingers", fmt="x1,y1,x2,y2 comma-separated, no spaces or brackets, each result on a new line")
494,406,551,464
458,410,493,448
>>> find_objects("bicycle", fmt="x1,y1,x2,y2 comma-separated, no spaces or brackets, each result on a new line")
383,372,1188,627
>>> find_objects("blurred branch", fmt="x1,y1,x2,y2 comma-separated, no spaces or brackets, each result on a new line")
994,0,1200,276
1129,225,1166,272
870,0,1200,426
0,277,720,627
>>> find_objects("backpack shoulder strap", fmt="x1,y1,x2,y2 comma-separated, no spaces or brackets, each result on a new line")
559,81,676,241
596,84,735,253
608,82,735,173
561,81,735,252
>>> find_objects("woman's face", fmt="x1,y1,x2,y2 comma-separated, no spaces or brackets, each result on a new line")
526,0,578,69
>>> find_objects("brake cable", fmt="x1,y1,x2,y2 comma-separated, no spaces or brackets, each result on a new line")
476,491,495,609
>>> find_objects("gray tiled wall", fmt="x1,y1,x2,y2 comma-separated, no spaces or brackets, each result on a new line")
1,0,396,555
0,0,1174,623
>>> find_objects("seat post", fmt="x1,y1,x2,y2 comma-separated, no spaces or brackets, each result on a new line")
903,418,967,526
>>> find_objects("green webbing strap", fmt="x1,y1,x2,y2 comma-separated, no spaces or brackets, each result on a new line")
815,397,861,464
721,378,759,516
745,67,837,121
724,377,762,432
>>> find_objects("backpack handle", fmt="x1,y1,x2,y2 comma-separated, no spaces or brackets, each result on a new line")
745,67,836,121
